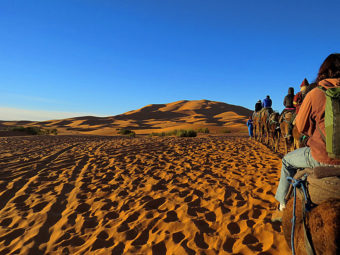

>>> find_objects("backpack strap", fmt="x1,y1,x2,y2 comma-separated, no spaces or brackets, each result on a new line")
316,124,326,143
316,86,327,143
318,85,327,91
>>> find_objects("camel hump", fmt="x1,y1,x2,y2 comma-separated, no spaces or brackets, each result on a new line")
283,111,295,121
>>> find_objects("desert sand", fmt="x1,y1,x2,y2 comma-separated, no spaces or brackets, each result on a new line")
0,135,290,254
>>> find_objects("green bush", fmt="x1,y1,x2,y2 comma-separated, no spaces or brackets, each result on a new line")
149,129,197,137
12,126,41,135
128,132,136,137
10,126,58,135
118,128,135,137
118,128,134,135
197,127,210,134
177,129,197,137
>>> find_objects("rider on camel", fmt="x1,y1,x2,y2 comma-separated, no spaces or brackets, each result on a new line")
255,100,262,112
262,95,272,109
293,78,309,114
259,95,273,118
279,87,296,134
272,53,340,222
280,87,295,117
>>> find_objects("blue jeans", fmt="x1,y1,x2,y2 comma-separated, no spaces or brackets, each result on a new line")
248,125,253,137
275,147,322,205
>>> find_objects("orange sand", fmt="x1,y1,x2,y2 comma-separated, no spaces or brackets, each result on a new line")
0,135,290,254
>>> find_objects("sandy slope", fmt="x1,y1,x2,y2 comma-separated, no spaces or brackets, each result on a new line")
0,100,252,136
0,135,290,254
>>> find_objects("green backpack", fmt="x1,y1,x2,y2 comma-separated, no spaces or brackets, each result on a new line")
318,86,340,159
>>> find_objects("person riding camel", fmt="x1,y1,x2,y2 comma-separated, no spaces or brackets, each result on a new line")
272,53,340,222
280,87,295,118
255,100,262,112
293,78,309,114
283,87,295,109
279,87,296,136
262,95,272,109
291,79,310,142
258,95,273,119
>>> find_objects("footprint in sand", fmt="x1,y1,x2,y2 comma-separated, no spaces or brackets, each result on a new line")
223,237,237,253
227,222,241,234
172,231,185,244
242,234,263,252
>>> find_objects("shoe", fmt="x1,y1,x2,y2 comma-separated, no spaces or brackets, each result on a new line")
271,209,283,222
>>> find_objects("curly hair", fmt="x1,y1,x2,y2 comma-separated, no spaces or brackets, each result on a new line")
317,53,340,82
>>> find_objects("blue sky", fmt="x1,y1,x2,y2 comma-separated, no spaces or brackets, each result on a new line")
1,0,339,120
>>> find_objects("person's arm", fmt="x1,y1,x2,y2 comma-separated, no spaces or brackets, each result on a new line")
295,92,313,136
293,94,298,106
283,96,287,107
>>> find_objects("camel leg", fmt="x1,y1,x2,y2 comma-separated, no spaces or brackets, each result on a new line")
277,132,281,152
284,138,288,155
290,141,295,152
274,132,277,152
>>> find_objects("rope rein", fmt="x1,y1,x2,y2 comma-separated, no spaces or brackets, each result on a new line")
286,176,311,255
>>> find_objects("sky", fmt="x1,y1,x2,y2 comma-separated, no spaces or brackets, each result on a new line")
1,0,339,121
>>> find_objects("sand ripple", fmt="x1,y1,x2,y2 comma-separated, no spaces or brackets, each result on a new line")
0,135,290,254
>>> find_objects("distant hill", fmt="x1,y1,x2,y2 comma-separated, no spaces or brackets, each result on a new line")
0,100,252,135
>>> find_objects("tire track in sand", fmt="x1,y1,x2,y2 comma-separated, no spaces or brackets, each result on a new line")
0,144,79,212
26,154,90,255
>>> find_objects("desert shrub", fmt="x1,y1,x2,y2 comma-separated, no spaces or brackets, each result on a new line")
12,126,42,135
167,129,178,136
197,127,210,134
177,129,197,137
12,126,26,132
118,128,136,137
222,128,232,133
11,126,58,135
128,132,136,137
118,128,134,135
187,129,197,137
150,129,196,137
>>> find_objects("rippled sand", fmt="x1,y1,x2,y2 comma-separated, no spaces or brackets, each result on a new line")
0,135,290,254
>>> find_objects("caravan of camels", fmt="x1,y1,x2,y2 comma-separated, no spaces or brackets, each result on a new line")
252,53,340,255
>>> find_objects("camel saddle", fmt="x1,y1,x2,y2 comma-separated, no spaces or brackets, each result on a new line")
286,166,340,205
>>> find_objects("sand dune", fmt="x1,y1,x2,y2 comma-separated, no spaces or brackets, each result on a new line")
0,100,252,136
0,135,290,254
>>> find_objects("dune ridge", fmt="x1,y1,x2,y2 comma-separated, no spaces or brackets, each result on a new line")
0,100,252,136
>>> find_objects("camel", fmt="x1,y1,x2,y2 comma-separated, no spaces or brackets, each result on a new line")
279,111,295,154
252,112,260,141
282,198,340,255
267,112,280,152
259,108,273,145
282,167,340,255
292,125,304,149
